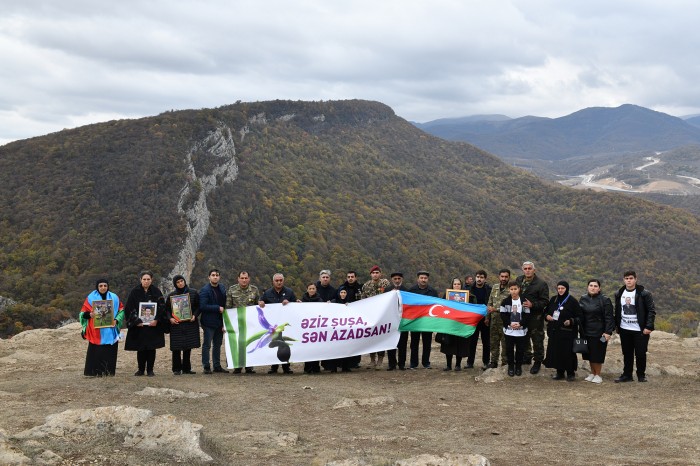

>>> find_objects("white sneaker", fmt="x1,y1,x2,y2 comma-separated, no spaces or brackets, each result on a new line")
591,375,603,384
584,374,595,382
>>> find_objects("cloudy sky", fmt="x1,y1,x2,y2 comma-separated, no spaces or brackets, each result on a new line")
2,0,700,145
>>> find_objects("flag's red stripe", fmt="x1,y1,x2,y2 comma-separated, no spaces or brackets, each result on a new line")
402,304,483,327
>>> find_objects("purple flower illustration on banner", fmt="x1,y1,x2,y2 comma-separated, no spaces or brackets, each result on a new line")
246,306,295,362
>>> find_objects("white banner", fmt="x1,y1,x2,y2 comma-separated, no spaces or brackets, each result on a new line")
222,291,401,369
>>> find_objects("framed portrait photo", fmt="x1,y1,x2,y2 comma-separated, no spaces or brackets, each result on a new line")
139,302,157,324
92,300,114,328
445,289,470,303
170,294,192,321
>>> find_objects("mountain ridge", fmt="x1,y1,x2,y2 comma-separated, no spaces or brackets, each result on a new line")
0,99,698,336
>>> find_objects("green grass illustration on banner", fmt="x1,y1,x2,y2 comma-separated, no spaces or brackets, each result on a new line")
223,309,247,368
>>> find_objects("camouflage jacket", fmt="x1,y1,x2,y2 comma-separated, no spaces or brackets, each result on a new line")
360,278,391,299
487,285,511,314
226,284,261,308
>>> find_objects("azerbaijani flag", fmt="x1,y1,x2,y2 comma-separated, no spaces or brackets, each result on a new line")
399,291,486,338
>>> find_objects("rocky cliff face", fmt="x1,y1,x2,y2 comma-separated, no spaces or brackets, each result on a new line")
161,124,239,292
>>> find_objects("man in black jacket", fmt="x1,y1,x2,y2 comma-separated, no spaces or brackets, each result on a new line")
408,271,438,369
516,261,549,374
385,272,409,370
467,270,493,369
614,271,656,383
259,273,298,374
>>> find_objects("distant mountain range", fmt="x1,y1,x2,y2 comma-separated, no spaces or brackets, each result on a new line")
0,100,698,336
415,104,700,160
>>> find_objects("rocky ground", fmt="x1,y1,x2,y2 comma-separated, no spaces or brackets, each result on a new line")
0,324,699,465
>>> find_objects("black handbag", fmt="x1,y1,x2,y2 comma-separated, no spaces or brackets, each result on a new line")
572,337,589,353
435,333,451,345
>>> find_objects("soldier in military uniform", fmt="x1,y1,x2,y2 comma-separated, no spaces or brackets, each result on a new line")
360,265,391,369
226,271,261,374
486,268,511,368
516,261,549,374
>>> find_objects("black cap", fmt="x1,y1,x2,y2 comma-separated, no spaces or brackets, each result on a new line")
390,272,403,278
416,270,430,277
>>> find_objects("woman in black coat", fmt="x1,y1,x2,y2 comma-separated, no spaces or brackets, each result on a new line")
544,280,581,381
439,278,473,371
578,279,614,384
124,270,166,376
166,274,201,375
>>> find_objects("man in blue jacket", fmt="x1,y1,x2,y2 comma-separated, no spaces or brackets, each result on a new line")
199,269,229,374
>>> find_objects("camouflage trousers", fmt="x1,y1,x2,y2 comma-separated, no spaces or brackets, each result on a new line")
523,312,545,363
489,312,507,365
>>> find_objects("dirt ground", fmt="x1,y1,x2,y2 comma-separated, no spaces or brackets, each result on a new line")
1,324,699,465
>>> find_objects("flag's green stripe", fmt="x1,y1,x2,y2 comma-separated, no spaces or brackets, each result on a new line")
236,306,247,367
399,317,476,338
222,310,238,367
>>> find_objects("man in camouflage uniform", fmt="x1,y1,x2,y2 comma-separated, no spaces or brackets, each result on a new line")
360,265,391,369
486,268,511,368
516,261,549,374
226,270,261,374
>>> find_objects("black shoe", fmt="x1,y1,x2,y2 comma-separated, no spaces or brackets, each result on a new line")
203,367,212,375
233,368,242,374
566,374,576,382
515,366,522,376
283,369,294,374
614,374,633,383
213,367,229,373
487,362,498,369
398,366,406,371
637,376,648,382
552,372,565,380
182,370,196,374
387,366,396,371
245,368,256,374
147,371,155,377
529,361,541,374
134,370,144,376
423,364,432,369
465,363,474,369
507,365,515,377
443,367,452,371
454,366,462,372
173,371,182,376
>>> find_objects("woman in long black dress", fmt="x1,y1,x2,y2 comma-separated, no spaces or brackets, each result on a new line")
124,270,165,376
80,279,124,376
544,280,581,381
166,274,200,375
439,277,473,371
579,279,614,384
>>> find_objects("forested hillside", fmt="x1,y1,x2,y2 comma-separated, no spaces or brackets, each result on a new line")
1,100,698,336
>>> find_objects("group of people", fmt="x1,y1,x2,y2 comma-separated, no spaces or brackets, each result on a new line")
79,262,655,384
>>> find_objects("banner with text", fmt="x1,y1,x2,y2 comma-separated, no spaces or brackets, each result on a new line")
222,291,401,369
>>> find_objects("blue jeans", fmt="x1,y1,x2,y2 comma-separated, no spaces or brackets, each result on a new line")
202,325,223,369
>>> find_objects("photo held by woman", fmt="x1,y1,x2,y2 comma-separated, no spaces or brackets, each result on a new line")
438,277,473,371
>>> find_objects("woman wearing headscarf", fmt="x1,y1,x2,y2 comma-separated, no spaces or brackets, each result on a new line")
124,270,165,376
578,279,615,384
544,280,581,381
438,277,474,371
166,274,201,375
80,279,125,376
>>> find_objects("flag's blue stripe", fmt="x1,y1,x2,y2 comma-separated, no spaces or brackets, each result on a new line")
399,291,487,316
